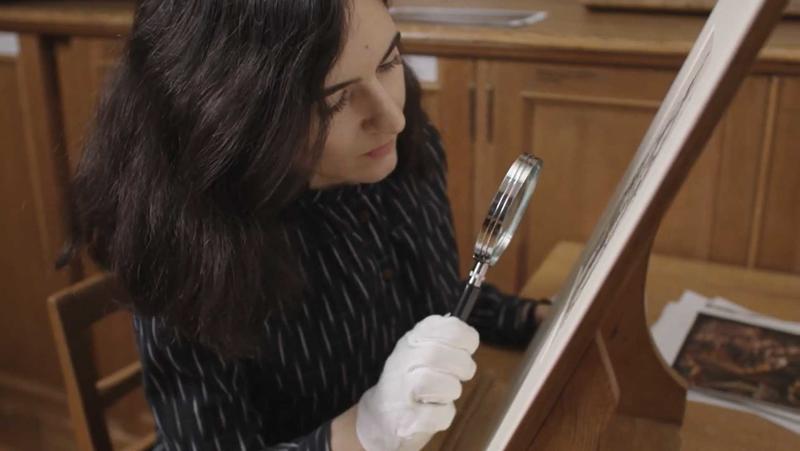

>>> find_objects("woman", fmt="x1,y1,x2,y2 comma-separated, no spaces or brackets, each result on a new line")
60,0,550,449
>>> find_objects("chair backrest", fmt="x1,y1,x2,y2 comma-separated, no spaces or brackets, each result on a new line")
47,272,156,451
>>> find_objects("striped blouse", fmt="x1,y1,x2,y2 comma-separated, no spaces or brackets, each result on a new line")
133,124,546,450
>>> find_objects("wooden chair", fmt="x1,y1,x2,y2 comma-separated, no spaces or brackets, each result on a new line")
47,272,156,451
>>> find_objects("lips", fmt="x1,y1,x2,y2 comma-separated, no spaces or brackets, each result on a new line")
367,140,394,154
365,139,394,158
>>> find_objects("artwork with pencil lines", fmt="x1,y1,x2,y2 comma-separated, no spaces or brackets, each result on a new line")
480,1,788,449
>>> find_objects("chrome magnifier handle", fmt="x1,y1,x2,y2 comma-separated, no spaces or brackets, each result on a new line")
453,154,542,321
454,261,490,321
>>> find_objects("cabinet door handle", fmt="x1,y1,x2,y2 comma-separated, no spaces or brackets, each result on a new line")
487,84,495,144
468,83,476,142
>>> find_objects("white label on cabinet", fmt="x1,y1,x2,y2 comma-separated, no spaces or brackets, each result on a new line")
403,55,439,83
0,32,19,57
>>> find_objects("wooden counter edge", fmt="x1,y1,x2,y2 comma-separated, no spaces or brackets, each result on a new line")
1,2,800,72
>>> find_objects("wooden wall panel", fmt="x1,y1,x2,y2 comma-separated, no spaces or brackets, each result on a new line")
0,33,80,390
418,58,477,275
55,36,122,280
708,77,771,266
483,62,673,293
517,91,659,290
482,62,782,295
657,76,771,263
756,76,800,273
56,36,122,176
0,56,65,388
15,34,76,282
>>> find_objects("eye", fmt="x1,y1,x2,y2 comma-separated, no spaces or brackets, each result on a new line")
328,89,350,114
325,51,401,115
377,53,402,73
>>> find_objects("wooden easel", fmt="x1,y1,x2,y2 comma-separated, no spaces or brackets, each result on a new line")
487,1,789,450
507,230,687,450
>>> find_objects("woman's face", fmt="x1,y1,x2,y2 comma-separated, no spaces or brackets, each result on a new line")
309,0,406,189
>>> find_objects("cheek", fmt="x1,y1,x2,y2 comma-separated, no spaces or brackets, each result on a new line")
319,126,352,170
392,67,407,110
315,114,361,176
315,68,407,178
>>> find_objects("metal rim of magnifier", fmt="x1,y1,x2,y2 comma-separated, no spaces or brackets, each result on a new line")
474,154,542,266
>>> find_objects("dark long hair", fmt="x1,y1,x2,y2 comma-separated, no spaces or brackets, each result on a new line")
58,0,432,358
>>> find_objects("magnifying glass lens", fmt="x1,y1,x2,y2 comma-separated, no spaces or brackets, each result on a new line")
454,154,542,319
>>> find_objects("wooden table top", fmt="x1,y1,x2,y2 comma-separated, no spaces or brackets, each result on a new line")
1,0,799,71
429,241,800,450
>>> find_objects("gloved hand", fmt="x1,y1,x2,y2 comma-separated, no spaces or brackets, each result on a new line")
355,314,480,451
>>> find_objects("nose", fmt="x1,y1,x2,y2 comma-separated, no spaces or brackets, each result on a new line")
360,78,406,135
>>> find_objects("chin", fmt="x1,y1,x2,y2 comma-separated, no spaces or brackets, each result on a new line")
358,148,398,184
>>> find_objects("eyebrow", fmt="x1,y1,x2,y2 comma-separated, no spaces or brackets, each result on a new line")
323,31,402,96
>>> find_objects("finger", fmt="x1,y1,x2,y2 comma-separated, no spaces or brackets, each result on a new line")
411,316,480,354
410,343,477,381
408,367,462,403
397,402,456,437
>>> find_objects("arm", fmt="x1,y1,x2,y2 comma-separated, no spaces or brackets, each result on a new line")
466,283,551,349
134,316,332,450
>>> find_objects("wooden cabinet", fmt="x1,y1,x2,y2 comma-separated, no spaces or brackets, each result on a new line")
419,58,478,275
416,56,799,296
0,48,68,389
469,61,791,295
757,76,800,273
55,37,123,176
2,0,800,447
477,62,673,292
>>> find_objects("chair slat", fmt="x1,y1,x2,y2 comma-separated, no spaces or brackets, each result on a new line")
48,289,114,451
47,271,155,451
51,272,130,330
96,361,143,408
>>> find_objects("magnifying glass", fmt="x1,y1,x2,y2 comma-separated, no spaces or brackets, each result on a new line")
453,154,543,320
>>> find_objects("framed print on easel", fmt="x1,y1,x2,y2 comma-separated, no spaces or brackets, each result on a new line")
477,1,790,450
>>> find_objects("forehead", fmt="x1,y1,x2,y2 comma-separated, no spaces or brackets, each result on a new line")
327,0,396,83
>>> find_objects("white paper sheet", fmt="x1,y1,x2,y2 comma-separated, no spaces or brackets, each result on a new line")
0,32,19,57
403,55,439,83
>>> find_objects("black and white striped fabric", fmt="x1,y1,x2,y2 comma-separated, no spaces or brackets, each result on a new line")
133,124,546,450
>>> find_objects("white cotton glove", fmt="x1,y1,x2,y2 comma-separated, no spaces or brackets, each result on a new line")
356,314,480,451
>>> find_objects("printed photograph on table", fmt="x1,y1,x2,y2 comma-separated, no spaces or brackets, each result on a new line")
673,313,800,412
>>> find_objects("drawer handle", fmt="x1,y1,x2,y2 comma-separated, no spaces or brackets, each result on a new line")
468,83,476,142
487,84,495,144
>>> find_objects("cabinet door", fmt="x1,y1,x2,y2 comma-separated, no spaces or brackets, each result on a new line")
55,36,124,280
756,76,800,273
479,61,772,294
417,57,477,275
1,40,70,389
55,37,123,177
